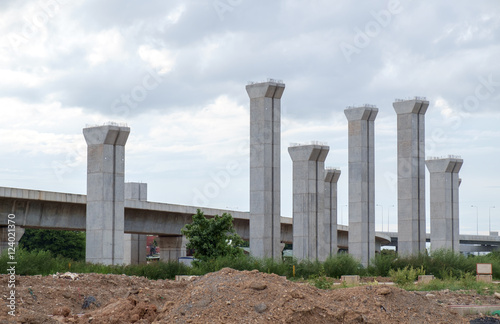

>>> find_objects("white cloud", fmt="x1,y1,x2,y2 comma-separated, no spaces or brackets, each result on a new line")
86,29,126,66
138,45,175,75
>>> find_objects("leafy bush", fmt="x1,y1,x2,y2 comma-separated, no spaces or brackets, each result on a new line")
181,210,244,262
367,253,397,277
323,254,361,278
389,266,425,286
309,265,333,289
19,229,85,261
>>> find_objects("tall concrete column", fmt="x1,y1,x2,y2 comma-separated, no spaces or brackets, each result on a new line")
344,106,378,267
0,227,24,255
393,98,429,255
125,182,147,201
83,124,130,265
325,168,341,256
246,80,285,259
288,143,329,261
123,182,148,264
159,236,186,261
426,157,463,252
123,234,147,264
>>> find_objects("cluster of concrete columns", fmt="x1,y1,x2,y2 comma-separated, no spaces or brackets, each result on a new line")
280,96,463,265
288,144,330,261
78,86,464,266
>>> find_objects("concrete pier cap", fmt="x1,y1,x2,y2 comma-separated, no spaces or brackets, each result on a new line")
426,155,463,173
246,79,285,99
83,123,130,146
344,105,379,121
393,97,429,114
325,168,341,183
288,142,329,162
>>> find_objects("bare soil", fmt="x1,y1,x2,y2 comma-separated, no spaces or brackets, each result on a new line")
1,268,499,323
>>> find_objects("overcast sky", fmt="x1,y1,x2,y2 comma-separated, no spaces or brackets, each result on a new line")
1,0,499,235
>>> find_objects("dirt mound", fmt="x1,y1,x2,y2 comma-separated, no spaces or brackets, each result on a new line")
1,268,492,323
154,268,467,324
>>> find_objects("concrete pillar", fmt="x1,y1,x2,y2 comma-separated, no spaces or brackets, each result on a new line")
123,182,148,264
83,124,130,265
123,234,147,264
288,143,329,261
325,168,341,256
426,157,463,252
0,226,24,255
125,182,147,201
159,236,186,261
246,80,285,259
393,98,429,255
344,106,378,267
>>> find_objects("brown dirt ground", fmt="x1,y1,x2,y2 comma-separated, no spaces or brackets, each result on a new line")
1,268,499,323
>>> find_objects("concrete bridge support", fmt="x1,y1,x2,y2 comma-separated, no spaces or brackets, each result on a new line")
426,157,463,252
393,98,429,255
344,106,378,267
0,226,24,255
123,182,148,264
83,124,130,265
325,168,341,256
288,143,329,261
159,236,187,261
124,234,147,264
247,80,285,259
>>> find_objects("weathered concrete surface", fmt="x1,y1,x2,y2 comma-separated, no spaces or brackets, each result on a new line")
426,157,463,252
345,106,378,267
123,183,148,264
325,168,341,256
288,144,329,261
159,235,186,261
84,124,130,265
0,226,24,255
393,98,429,255
123,233,147,265
247,80,285,259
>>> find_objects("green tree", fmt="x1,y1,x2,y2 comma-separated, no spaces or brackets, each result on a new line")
181,209,244,261
19,229,86,261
